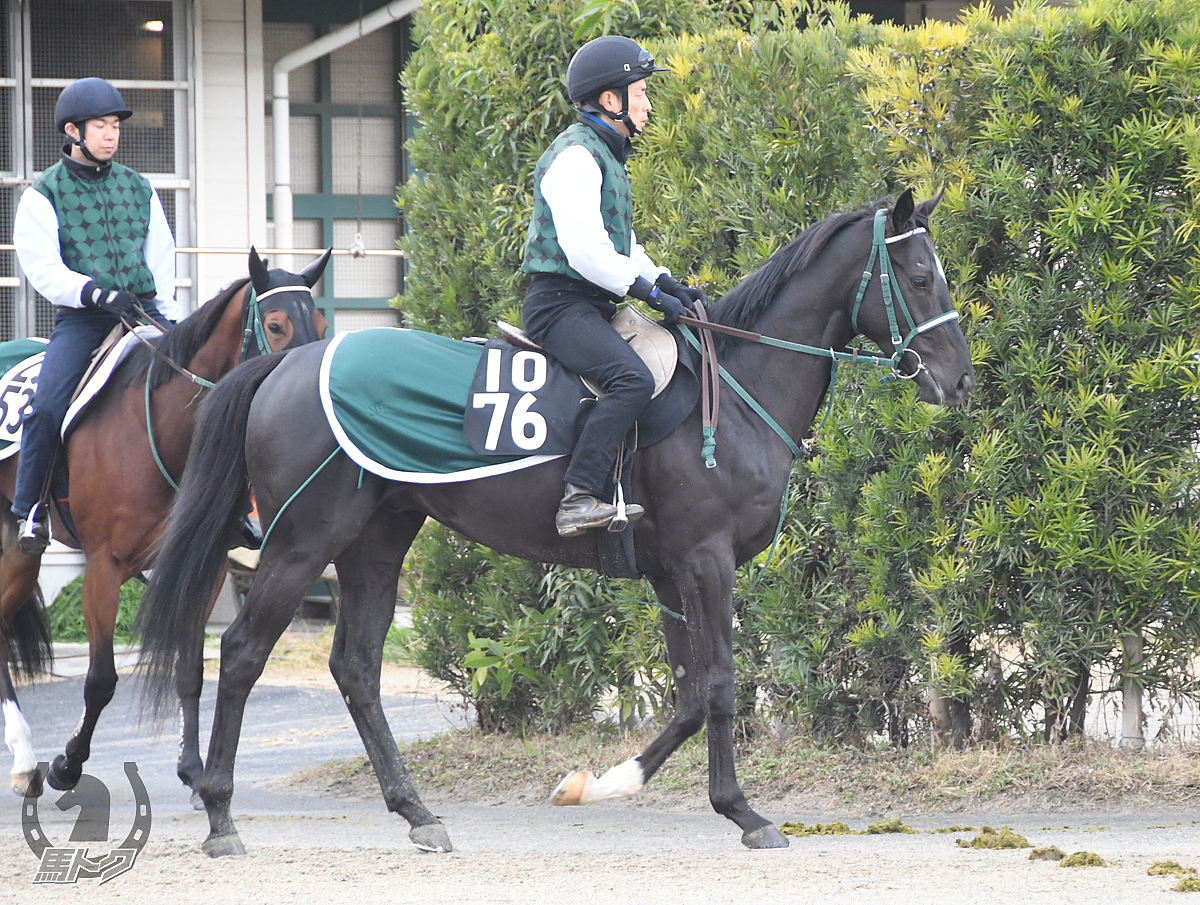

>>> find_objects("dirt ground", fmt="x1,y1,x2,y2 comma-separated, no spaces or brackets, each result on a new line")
3,660,1198,905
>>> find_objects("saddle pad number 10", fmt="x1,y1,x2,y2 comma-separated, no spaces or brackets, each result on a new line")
463,339,589,457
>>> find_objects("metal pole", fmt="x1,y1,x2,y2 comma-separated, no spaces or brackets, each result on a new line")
271,0,422,271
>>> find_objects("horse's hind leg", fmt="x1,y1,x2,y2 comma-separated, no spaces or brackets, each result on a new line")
176,565,227,809
328,510,451,853
47,559,122,791
198,547,329,856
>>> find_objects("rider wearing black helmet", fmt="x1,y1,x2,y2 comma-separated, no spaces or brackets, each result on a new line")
522,36,707,537
10,77,179,554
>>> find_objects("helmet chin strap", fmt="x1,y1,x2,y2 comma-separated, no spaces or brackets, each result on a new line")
70,122,106,165
583,89,641,137
612,87,641,136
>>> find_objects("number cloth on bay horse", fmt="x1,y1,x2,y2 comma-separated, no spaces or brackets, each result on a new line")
318,326,698,481
0,340,50,459
0,328,157,461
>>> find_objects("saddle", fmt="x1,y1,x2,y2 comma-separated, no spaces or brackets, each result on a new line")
62,323,164,436
497,305,679,399
0,324,156,460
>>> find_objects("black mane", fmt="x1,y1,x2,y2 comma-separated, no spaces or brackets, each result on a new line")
706,201,885,332
115,279,249,391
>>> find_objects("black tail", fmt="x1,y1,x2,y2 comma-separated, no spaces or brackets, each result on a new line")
135,351,290,718
4,585,52,680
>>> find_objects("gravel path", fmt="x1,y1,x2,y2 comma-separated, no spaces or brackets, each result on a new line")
2,669,1197,904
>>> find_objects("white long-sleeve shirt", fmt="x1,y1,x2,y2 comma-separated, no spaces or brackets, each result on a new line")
539,143,667,297
13,181,181,321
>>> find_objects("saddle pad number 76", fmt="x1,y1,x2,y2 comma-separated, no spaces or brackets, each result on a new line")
463,339,590,457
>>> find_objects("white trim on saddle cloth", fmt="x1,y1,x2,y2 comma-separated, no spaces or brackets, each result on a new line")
62,325,163,437
318,330,563,484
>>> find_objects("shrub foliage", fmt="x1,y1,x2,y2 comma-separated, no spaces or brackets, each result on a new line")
398,0,1200,742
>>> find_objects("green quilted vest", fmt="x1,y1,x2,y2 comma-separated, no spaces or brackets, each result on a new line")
522,122,632,282
32,160,157,295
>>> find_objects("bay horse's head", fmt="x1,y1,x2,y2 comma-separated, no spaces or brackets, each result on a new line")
246,246,330,354
849,189,974,406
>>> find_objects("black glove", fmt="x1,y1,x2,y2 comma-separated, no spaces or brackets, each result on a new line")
648,286,689,325
629,276,689,325
81,281,137,317
656,273,710,308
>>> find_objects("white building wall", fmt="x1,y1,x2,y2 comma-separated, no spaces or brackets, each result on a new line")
194,0,267,299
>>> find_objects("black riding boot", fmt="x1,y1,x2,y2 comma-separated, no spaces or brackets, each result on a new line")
555,483,643,537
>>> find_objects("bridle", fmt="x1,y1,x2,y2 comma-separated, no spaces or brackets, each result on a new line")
671,207,963,599
850,207,961,379
677,207,962,462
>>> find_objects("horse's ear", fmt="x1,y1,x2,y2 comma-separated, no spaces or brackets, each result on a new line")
248,246,271,294
913,188,945,226
891,188,915,233
301,248,333,288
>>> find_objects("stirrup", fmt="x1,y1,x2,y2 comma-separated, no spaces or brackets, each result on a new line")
18,502,51,556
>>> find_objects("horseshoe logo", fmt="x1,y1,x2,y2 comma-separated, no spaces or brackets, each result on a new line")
22,762,152,884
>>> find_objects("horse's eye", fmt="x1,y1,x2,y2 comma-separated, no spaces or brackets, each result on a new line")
913,276,928,289
267,322,285,334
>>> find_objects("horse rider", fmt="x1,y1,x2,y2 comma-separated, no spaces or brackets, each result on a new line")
521,36,707,537
11,77,181,555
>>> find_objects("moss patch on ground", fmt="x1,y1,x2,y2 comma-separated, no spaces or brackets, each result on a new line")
956,826,1030,849
1060,851,1106,868
1149,861,1197,878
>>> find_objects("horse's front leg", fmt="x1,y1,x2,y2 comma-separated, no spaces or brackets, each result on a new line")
1,537,47,796
681,550,787,849
552,552,786,847
47,561,121,791
551,576,704,806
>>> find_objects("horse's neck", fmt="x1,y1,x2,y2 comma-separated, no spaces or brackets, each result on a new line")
184,285,247,382
719,274,854,445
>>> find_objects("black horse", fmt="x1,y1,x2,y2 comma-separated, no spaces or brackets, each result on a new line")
137,190,973,855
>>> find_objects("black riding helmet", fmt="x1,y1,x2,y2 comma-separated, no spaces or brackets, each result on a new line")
567,36,666,136
54,77,132,163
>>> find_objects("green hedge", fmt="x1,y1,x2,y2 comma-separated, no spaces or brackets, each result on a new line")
398,0,1200,743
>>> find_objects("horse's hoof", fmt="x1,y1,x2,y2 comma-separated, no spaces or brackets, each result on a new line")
550,770,594,806
408,823,452,853
202,833,247,858
190,790,205,811
12,770,43,798
742,824,790,849
46,755,81,792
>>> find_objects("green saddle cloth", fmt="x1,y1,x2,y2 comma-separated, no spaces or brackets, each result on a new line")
319,329,560,483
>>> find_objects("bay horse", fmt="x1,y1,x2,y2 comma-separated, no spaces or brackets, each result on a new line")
0,248,329,798
138,190,973,855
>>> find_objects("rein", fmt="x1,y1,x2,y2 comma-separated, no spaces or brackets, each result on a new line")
141,283,275,490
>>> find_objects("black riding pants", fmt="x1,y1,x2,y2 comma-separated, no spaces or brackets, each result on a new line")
523,285,653,497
